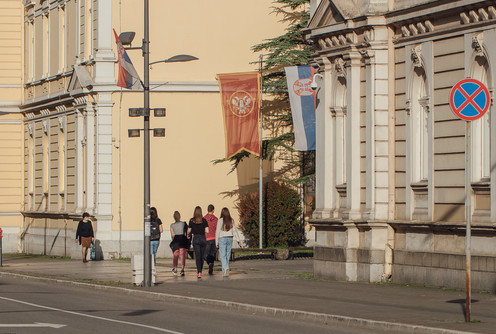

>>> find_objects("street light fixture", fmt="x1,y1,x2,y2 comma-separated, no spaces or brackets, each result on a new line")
121,0,198,287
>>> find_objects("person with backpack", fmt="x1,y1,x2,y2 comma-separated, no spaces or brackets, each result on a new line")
187,206,209,279
150,207,163,265
169,211,188,276
216,207,241,277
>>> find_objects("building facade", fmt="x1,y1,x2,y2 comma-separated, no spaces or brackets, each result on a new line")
0,0,284,258
308,0,496,290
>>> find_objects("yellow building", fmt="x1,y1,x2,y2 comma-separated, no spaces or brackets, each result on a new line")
0,0,285,258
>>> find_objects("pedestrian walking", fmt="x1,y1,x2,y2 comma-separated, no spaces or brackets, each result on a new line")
169,211,188,276
75,212,95,263
187,206,209,279
203,204,218,275
150,207,163,265
216,207,242,277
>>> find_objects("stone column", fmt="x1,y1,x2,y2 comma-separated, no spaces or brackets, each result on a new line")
345,53,361,219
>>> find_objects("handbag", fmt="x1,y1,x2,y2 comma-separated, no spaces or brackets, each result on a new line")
90,241,96,260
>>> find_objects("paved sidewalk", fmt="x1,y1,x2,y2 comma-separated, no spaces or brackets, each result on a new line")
1,254,495,333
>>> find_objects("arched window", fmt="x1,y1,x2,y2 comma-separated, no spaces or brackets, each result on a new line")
332,75,347,186
410,67,429,182
471,55,491,181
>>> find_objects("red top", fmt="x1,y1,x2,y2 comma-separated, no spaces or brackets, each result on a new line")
203,213,218,241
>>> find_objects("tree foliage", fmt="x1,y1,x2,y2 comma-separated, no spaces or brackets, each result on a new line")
237,180,305,247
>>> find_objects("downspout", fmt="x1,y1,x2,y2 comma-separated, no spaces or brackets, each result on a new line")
385,24,396,280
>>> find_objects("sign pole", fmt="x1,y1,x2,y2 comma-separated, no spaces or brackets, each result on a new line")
259,54,263,249
449,77,490,323
465,120,471,323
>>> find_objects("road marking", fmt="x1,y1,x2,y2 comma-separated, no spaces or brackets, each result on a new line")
0,296,183,334
0,323,66,328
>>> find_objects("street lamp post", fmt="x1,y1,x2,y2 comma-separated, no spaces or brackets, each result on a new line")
120,0,197,287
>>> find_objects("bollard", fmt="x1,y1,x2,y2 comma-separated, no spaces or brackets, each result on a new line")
0,227,3,267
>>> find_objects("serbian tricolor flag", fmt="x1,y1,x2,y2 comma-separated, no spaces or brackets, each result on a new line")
217,72,261,159
113,29,142,90
285,66,316,151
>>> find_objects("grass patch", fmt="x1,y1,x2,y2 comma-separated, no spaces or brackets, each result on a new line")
79,278,128,286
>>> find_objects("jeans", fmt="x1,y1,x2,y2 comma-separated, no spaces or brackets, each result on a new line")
218,236,233,275
192,235,207,273
204,239,217,265
150,240,160,265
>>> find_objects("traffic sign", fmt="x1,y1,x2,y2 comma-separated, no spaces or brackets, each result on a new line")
449,78,490,121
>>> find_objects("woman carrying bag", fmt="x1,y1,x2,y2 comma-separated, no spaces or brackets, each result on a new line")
75,212,94,263
215,207,241,277
169,211,188,276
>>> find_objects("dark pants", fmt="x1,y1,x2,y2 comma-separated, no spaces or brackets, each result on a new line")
205,239,217,265
193,235,207,273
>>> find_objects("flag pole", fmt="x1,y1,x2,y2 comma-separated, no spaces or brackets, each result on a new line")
259,54,264,249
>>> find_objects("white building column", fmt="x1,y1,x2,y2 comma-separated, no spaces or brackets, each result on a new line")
93,0,115,85
314,62,334,219
94,92,114,240
86,101,96,214
345,52,362,219
486,29,496,223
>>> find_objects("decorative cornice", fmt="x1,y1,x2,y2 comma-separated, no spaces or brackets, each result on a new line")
460,6,496,24
400,20,434,38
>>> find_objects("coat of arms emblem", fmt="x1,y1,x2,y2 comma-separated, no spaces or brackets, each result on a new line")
230,90,254,117
293,78,314,97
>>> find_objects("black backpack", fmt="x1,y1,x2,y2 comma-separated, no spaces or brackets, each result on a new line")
150,221,161,241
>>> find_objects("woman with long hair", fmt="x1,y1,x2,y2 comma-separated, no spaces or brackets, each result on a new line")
187,206,209,278
149,207,163,265
215,207,241,277
169,211,188,276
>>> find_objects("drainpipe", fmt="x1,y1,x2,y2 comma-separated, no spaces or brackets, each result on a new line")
385,25,396,280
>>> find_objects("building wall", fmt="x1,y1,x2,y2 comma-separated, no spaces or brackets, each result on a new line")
0,0,23,252
4,0,287,259
309,0,496,290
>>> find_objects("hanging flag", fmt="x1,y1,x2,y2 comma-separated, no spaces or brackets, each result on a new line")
285,66,316,151
217,72,261,159
113,29,142,90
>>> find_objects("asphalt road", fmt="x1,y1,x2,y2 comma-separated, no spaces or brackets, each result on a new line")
0,277,376,334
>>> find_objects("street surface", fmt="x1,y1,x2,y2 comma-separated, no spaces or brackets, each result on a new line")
0,276,374,334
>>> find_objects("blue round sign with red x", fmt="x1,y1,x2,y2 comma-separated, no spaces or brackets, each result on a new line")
449,78,490,121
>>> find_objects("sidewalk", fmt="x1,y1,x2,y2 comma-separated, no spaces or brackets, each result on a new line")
1,254,494,333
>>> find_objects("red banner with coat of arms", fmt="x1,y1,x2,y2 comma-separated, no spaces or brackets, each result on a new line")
217,72,261,159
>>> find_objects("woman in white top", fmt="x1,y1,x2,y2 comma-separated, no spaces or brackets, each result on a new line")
215,207,241,277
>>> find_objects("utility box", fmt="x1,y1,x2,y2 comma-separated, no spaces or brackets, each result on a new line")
132,255,156,285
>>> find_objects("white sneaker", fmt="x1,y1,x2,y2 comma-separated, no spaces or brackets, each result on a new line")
224,268,229,277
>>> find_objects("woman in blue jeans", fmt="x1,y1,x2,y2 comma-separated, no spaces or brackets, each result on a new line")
215,207,241,277
150,207,163,265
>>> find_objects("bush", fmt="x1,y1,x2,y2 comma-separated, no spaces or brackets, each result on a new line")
237,180,304,248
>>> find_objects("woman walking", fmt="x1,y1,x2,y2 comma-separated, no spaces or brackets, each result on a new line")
187,206,209,278
170,211,188,276
75,212,94,263
215,207,241,277
149,207,163,265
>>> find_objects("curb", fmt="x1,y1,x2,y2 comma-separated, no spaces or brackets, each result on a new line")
0,272,475,334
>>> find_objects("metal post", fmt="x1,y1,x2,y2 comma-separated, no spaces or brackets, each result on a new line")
259,54,263,249
143,0,152,287
300,153,305,239
465,120,471,322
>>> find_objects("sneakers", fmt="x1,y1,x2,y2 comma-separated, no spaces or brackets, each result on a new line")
180,270,185,277
197,272,202,279
224,268,229,277
172,268,178,276
208,262,214,275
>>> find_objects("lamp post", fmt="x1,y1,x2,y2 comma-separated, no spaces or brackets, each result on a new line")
120,0,198,287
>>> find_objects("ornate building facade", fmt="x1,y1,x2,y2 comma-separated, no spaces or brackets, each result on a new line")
0,0,284,258
308,0,496,290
